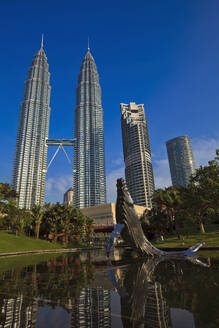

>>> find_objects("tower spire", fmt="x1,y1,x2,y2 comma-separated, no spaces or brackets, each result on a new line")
88,36,90,51
41,33,44,49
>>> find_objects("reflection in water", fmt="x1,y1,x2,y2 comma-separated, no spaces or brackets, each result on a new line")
108,255,210,327
170,308,195,328
0,296,37,327
0,251,218,327
145,282,169,328
71,288,111,327
110,259,170,327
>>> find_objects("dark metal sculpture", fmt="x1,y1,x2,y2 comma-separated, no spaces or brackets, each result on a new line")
107,178,204,257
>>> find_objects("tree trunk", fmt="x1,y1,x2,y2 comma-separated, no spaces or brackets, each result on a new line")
54,234,58,243
168,214,174,234
199,220,205,233
62,235,66,245
32,264,37,293
35,224,40,239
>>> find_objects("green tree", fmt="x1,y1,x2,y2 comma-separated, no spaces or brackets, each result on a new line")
0,183,18,228
41,203,93,245
68,207,88,243
152,186,182,235
0,183,17,201
3,200,19,232
84,217,94,244
19,209,32,235
143,150,219,236
32,205,43,239
183,150,219,233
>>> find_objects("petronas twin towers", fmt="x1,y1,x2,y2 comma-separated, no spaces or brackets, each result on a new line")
12,39,106,209
74,47,106,208
12,40,51,209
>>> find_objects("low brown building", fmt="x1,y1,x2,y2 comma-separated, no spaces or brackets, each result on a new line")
80,202,148,229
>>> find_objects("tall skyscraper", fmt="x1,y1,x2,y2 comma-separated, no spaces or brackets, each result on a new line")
63,187,74,206
11,38,51,209
166,136,196,187
120,102,155,208
73,47,106,208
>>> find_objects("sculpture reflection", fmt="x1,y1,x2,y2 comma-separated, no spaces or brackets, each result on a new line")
108,258,170,327
108,254,210,327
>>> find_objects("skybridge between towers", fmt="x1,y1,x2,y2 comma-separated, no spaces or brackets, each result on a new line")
46,138,76,171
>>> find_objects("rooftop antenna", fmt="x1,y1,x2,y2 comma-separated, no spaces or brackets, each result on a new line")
41,33,44,49
88,36,90,51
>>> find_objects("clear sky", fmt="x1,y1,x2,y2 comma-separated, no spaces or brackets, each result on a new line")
0,0,219,203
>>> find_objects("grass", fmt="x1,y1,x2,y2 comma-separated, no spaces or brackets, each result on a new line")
1,229,218,256
0,231,63,254
0,253,62,273
152,230,219,248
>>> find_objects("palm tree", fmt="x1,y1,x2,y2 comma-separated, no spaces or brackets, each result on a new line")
32,205,43,239
0,183,18,230
164,186,183,236
152,186,182,235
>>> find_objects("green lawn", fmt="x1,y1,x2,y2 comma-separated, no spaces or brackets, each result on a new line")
0,231,63,253
1,229,218,256
153,230,219,248
0,253,62,272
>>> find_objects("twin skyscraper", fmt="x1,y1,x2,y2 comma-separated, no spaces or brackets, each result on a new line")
12,40,107,209
11,39,155,210
12,40,51,209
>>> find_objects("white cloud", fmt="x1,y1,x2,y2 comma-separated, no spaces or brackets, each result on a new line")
111,157,123,167
44,137,218,204
153,159,171,189
152,136,219,190
45,174,72,203
45,167,125,204
192,137,219,167
106,166,125,203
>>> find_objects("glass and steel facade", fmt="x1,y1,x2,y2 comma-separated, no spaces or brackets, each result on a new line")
73,48,106,208
11,43,51,208
121,102,155,208
166,136,196,187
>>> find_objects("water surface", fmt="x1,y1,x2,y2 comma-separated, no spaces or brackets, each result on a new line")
0,250,219,327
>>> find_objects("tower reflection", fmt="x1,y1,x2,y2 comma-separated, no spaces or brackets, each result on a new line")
0,252,213,328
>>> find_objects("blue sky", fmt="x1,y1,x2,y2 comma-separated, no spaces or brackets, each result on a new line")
0,0,219,203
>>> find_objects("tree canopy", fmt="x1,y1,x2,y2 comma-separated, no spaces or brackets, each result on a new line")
144,150,219,236
0,183,94,245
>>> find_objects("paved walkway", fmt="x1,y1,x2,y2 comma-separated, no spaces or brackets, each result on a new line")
160,246,219,251
0,247,104,258
0,246,218,258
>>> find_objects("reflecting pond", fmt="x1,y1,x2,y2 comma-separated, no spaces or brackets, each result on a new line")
0,249,219,327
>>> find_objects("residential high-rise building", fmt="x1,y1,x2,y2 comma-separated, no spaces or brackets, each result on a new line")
11,38,51,208
166,136,196,187
63,187,74,206
120,102,155,208
73,47,106,208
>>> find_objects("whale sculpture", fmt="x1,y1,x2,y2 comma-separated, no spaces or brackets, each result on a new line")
107,178,204,257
